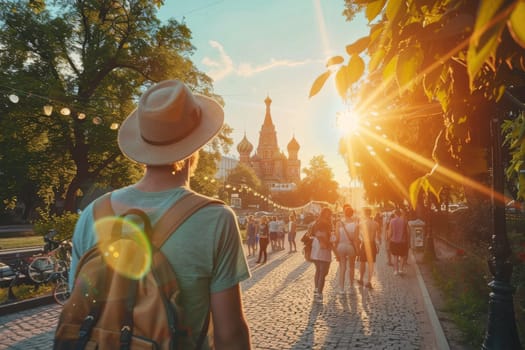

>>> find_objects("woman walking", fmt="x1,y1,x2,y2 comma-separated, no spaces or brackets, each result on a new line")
310,207,333,301
246,215,258,257
335,205,359,294
256,216,270,264
288,212,297,253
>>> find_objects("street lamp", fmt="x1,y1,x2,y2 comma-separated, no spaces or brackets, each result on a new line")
482,117,522,349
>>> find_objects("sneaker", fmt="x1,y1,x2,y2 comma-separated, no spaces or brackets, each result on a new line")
365,282,373,289
314,288,319,296
394,270,399,276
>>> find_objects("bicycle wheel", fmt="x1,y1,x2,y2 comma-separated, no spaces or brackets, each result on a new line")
53,277,70,305
28,256,54,284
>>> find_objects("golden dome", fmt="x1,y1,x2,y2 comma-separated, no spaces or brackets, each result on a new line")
287,136,300,151
237,134,253,154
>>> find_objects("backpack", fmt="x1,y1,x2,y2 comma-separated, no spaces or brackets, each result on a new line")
300,223,314,262
54,191,222,350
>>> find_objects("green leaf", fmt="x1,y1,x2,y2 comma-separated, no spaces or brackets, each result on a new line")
335,65,350,99
334,55,365,99
508,1,525,48
467,0,506,90
383,55,398,85
326,56,344,67
366,0,386,22
346,36,370,55
347,55,365,84
396,46,423,92
385,0,401,21
309,70,332,98
369,47,385,72
409,177,424,209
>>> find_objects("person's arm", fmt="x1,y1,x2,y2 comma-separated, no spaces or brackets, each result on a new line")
211,284,251,350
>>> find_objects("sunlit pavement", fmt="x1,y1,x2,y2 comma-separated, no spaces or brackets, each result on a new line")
0,231,448,350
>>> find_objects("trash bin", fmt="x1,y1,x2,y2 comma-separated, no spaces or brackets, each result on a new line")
408,219,425,249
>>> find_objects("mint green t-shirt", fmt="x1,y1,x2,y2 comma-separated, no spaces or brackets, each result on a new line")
69,186,251,349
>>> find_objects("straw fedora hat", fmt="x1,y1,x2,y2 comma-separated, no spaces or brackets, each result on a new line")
118,80,224,165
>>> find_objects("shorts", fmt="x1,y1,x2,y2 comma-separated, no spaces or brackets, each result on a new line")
288,232,296,242
336,243,356,258
270,232,278,240
390,241,408,256
358,242,377,262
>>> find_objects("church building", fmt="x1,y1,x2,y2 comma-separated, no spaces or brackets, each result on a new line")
237,96,301,192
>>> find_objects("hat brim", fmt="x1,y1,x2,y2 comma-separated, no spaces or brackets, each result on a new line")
118,94,224,165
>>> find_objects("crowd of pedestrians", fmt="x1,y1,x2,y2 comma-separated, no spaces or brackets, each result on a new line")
245,204,414,303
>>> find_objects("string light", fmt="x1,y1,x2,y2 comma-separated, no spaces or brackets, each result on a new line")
1,85,121,130
9,94,19,103
43,105,53,116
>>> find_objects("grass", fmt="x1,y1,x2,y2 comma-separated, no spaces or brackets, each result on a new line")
0,236,44,250
431,253,490,348
0,282,54,304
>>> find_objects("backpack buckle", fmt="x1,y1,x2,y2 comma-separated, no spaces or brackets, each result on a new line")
120,325,132,344
78,315,95,339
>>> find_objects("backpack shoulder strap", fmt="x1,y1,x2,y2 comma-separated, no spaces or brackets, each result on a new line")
92,190,224,247
152,191,224,248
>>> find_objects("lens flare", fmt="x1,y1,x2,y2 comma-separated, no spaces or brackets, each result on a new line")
94,216,152,280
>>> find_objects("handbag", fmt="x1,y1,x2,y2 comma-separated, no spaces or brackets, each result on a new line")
341,220,359,254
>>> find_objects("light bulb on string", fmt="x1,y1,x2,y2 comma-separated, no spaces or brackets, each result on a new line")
110,122,119,130
60,107,71,116
92,116,103,125
77,113,86,120
9,94,19,103
43,105,53,116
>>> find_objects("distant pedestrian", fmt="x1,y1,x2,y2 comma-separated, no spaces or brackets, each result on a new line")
389,209,409,275
277,216,286,250
269,216,279,252
334,205,360,294
357,207,380,289
246,215,258,257
256,216,270,264
288,212,297,253
310,207,333,301
385,212,395,266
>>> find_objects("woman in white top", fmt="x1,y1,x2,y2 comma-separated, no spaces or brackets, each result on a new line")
310,207,333,301
335,205,360,294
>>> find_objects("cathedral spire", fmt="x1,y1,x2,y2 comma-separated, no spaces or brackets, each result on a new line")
263,95,273,127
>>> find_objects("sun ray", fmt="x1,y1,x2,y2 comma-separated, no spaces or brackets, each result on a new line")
355,126,511,206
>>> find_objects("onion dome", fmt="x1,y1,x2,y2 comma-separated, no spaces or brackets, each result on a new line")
287,136,300,152
237,134,254,154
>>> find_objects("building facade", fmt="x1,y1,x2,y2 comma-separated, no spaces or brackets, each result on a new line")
237,96,301,192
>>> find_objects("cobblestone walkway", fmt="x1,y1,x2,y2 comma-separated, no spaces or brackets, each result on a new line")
0,232,446,349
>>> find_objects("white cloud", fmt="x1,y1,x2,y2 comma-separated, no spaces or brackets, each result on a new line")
201,40,318,81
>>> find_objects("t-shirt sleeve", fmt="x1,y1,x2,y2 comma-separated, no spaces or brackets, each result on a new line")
210,207,251,293
69,203,97,290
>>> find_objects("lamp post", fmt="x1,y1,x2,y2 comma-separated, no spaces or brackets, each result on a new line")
482,117,522,349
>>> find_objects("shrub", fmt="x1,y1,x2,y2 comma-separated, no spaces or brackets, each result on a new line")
33,211,79,241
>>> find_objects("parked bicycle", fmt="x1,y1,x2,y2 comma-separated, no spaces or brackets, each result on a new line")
27,231,72,285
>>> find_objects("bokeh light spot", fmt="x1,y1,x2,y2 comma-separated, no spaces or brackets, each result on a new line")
94,216,152,280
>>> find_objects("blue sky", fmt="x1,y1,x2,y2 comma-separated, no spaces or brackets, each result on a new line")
158,1,368,185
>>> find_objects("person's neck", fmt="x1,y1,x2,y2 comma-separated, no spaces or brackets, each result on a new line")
133,165,190,192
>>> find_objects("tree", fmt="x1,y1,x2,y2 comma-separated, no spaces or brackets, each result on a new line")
311,0,525,206
311,1,525,347
0,0,232,216
298,155,339,204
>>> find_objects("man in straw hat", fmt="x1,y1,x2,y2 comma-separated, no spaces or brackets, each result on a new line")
69,80,252,349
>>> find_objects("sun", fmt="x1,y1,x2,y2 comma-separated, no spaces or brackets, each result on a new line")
336,109,361,136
